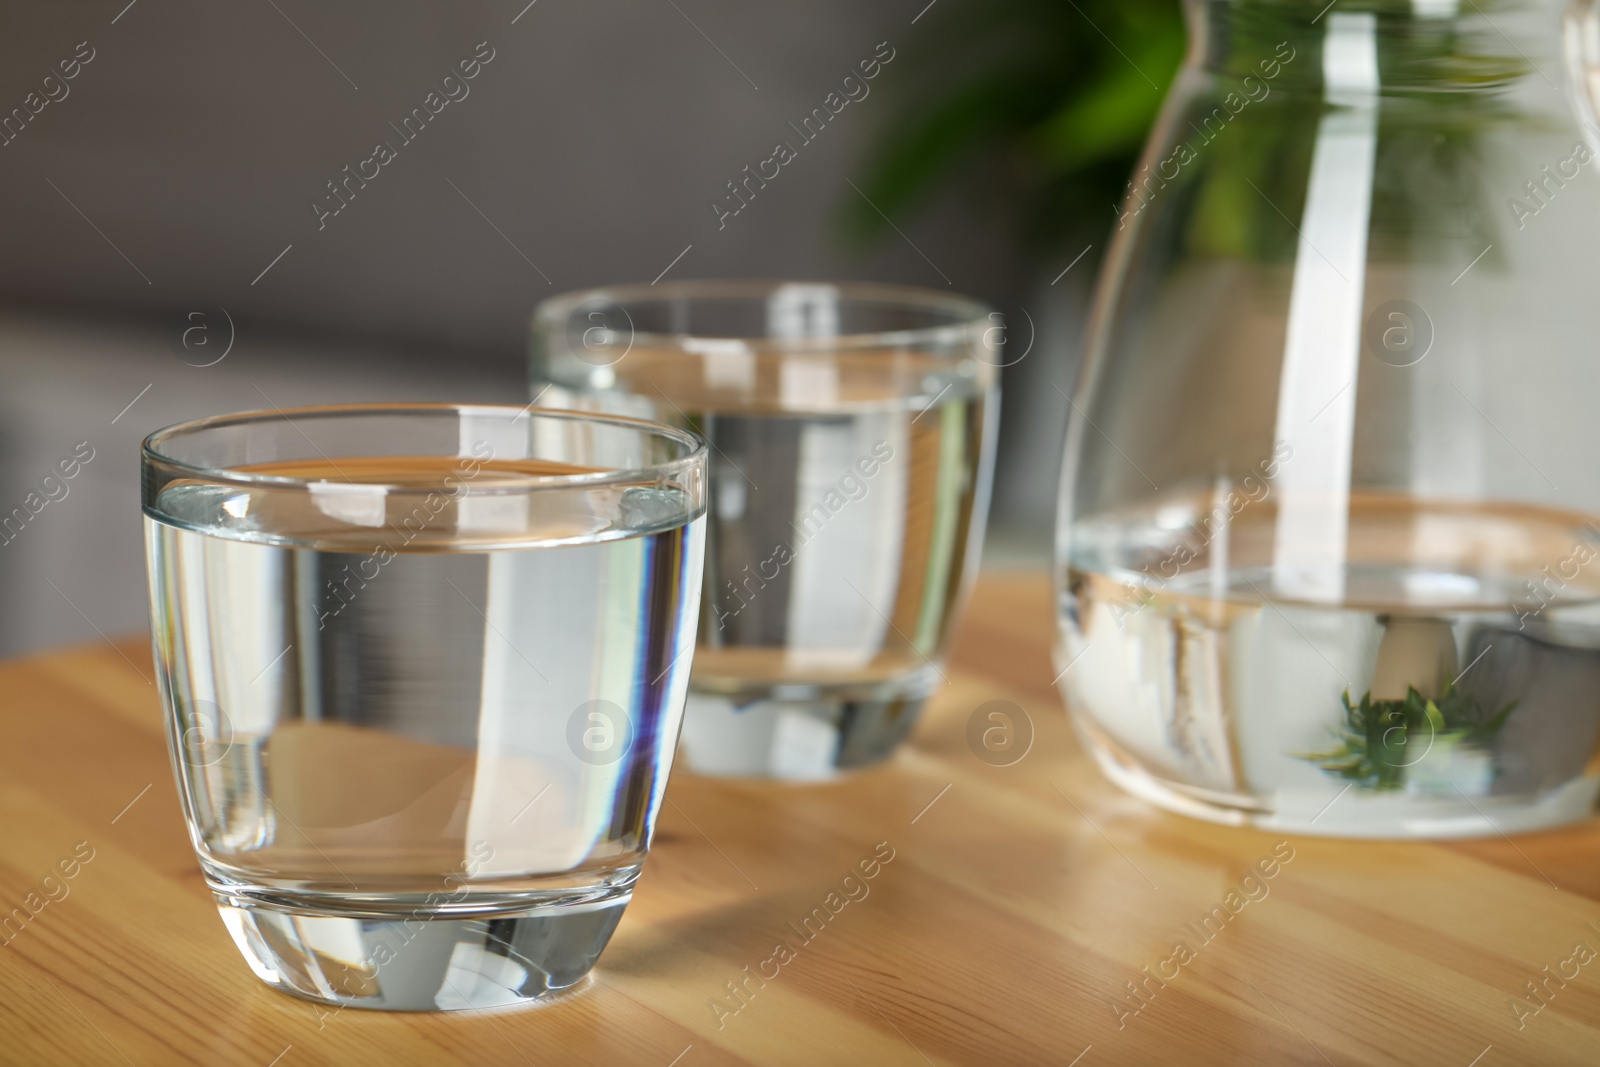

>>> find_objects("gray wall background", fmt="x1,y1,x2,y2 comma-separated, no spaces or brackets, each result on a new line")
0,0,1028,345
0,0,1084,656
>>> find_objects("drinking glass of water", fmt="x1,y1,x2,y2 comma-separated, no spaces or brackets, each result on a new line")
532,281,998,778
142,404,705,1010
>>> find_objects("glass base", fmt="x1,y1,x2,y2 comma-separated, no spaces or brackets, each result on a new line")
1078,716,1600,840
212,890,629,1011
678,689,926,779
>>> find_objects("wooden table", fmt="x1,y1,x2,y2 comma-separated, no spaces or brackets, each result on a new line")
2,572,1598,1066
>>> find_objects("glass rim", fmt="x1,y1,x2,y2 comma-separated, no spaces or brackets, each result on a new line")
141,402,708,494
532,278,996,354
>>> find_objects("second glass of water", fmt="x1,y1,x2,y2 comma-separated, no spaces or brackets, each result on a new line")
532,281,998,779
143,404,706,1010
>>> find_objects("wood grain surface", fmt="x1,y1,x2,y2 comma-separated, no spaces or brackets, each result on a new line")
1,571,1597,1066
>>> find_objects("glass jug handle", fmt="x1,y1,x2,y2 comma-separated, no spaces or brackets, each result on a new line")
1563,0,1600,149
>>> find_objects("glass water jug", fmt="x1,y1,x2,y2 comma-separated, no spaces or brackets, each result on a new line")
1058,0,1600,837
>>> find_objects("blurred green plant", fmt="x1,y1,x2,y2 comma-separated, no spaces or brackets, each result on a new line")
843,0,1184,254
1299,684,1516,792
846,0,1532,263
